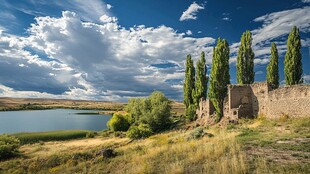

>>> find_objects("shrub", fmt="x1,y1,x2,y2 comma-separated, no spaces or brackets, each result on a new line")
127,124,153,139
0,134,20,159
186,104,197,121
107,113,130,132
126,91,171,132
187,127,205,140
86,131,97,138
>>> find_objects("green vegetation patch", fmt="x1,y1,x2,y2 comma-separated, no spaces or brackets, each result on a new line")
75,112,101,115
12,130,92,144
0,135,20,160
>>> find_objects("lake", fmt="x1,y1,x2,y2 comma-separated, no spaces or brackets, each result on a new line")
0,109,112,134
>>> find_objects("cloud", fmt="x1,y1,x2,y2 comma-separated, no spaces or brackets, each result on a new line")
106,4,113,9
222,17,231,21
186,30,193,35
55,0,110,23
303,75,310,83
255,70,264,75
180,2,205,21
252,7,310,46
222,12,231,21
229,6,310,65
0,11,215,101
100,15,118,23
302,0,310,3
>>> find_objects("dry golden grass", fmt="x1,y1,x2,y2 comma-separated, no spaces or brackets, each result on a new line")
20,137,130,157
1,118,309,174
0,97,125,111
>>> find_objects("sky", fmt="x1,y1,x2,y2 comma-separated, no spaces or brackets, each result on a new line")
0,0,309,101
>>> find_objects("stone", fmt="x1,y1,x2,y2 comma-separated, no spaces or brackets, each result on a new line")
96,149,115,158
197,82,310,125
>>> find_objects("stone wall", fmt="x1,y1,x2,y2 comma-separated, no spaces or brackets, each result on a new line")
228,85,254,118
196,82,310,123
267,85,310,118
196,99,215,119
249,82,271,117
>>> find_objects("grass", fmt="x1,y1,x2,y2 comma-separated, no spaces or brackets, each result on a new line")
12,130,93,144
0,97,125,111
0,117,309,173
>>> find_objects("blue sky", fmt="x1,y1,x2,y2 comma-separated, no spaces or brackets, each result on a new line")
0,0,309,101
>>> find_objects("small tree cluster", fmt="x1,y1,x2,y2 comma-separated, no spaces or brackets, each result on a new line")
266,43,279,89
114,91,171,139
208,38,230,121
183,52,208,121
0,134,20,159
284,26,303,85
237,30,255,85
183,54,195,109
107,113,130,132
183,26,304,122
193,52,208,107
127,124,153,139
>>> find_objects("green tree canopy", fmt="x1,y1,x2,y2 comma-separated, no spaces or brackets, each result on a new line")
183,54,195,108
193,52,208,108
125,91,171,132
266,43,279,89
237,30,255,84
208,38,230,121
284,26,303,85
107,113,130,132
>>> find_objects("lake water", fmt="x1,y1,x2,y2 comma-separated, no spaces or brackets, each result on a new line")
0,109,112,134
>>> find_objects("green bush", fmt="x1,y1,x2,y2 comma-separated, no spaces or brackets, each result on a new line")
127,124,153,139
86,131,97,138
0,134,20,159
187,127,205,140
126,91,171,132
107,113,130,132
186,104,197,121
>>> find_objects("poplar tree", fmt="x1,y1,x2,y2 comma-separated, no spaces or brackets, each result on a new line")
208,38,230,121
284,26,303,85
183,54,195,108
237,30,255,84
266,43,279,89
192,52,208,107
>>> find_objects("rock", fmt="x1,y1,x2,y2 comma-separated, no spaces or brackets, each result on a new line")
96,148,115,158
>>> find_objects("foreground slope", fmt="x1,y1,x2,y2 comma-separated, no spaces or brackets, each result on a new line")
0,117,309,174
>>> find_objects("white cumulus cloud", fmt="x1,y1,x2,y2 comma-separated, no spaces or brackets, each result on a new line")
106,4,113,9
229,6,310,65
186,30,193,35
180,2,205,21
0,10,215,101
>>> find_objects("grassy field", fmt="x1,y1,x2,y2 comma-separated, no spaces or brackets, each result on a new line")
0,117,309,173
0,98,184,115
0,97,125,111
12,130,94,145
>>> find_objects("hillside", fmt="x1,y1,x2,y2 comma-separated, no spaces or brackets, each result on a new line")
0,117,309,173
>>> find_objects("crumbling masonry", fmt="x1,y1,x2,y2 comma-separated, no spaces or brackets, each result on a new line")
196,82,310,123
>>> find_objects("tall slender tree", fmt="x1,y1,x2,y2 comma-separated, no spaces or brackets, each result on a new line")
284,26,303,85
208,38,230,121
192,52,208,107
266,43,279,89
183,54,195,108
237,30,255,84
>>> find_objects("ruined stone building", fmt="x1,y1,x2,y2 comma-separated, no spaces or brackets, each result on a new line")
196,82,310,122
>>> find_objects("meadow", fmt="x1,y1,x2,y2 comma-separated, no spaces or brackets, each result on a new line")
12,130,95,145
0,116,309,174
